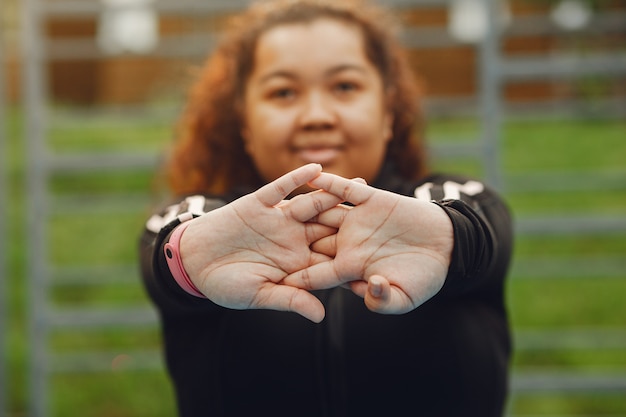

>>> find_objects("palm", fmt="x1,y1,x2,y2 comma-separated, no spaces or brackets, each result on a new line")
285,172,454,314
180,164,343,322
334,194,451,312
194,197,329,305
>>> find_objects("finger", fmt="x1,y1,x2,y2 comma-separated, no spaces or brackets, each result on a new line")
274,199,289,208
304,222,337,246
363,275,391,309
308,250,333,265
309,234,336,257
311,204,351,229
282,261,343,290
308,175,366,189
255,164,322,206
254,284,326,323
363,275,413,315
308,172,376,205
286,189,346,222
348,280,367,298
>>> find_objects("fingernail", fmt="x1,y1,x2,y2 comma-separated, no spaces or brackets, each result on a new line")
369,278,382,297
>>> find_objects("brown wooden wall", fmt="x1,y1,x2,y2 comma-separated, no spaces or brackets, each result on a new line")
4,1,624,106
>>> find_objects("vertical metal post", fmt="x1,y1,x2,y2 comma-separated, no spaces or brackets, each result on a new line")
0,10,7,415
479,6,508,414
20,0,50,414
478,0,504,191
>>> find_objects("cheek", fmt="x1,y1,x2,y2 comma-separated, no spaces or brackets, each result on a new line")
342,96,390,140
346,112,390,145
250,108,295,145
244,117,284,156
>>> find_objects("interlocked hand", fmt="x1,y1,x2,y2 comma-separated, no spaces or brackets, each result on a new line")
283,172,454,314
180,164,344,323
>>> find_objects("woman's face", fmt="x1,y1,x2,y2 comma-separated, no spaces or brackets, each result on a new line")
242,18,393,187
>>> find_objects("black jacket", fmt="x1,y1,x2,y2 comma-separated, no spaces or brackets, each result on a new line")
139,164,513,417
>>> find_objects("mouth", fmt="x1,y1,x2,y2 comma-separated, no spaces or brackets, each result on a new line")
294,146,342,165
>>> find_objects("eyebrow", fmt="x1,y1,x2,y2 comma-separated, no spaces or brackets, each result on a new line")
258,64,368,84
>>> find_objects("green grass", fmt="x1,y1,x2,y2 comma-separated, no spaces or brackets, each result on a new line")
501,119,626,173
508,277,626,328
510,394,626,416
4,108,626,416
50,372,177,417
49,212,148,265
514,235,626,257
3,107,176,416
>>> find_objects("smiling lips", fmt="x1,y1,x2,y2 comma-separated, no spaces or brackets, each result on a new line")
294,146,343,164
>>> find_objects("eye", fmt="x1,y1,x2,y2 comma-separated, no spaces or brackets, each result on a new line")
332,80,363,98
334,81,358,93
269,87,296,101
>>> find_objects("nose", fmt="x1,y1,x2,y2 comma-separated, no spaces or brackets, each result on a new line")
298,91,336,130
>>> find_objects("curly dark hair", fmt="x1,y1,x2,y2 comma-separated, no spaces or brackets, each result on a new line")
168,0,428,195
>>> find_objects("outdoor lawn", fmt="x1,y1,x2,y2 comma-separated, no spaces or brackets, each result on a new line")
3,108,625,416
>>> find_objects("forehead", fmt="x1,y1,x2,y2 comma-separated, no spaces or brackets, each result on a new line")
253,18,369,71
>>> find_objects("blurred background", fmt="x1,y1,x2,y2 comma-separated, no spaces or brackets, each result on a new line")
1,0,625,416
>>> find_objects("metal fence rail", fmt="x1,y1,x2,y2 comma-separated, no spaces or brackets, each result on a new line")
17,0,626,416
479,2,626,410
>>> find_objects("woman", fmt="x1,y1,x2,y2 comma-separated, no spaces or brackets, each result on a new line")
140,0,513,416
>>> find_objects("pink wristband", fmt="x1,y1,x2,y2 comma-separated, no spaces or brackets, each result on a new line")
164,220,206,298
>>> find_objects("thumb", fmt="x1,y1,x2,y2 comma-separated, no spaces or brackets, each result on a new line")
363,275,392,313
255,285,326,323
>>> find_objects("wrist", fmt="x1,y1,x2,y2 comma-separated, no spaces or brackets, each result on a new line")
164,219,206,298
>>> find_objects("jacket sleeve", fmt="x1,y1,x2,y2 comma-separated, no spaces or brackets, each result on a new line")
414,174,514,297
139,195,228,313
